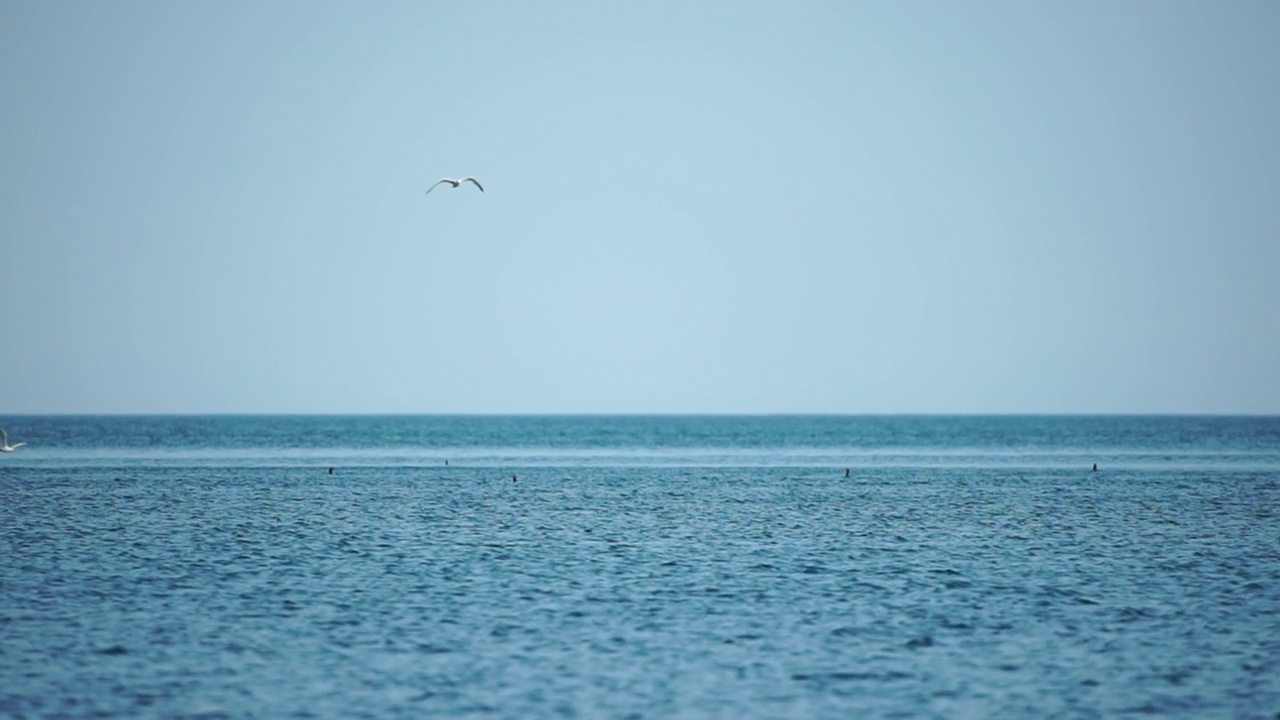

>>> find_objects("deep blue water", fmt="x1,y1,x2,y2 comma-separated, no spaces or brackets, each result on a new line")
2,415,1278,718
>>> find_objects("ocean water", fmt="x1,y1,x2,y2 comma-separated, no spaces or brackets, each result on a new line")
1,415,1278,719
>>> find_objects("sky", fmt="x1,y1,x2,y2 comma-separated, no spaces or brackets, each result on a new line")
2,1,1278,414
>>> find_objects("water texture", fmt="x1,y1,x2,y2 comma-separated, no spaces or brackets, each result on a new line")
1,416,1278,718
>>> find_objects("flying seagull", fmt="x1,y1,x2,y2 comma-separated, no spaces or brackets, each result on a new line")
426,177,484,195
0,427,25,453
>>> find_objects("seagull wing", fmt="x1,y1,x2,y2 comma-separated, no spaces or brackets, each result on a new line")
425,179,451,195
0,428,7,444
461,177,484,192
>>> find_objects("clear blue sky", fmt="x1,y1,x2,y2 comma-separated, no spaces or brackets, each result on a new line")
2,1,1277,414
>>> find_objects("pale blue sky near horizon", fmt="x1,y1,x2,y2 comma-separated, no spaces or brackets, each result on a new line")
2,1,1277,414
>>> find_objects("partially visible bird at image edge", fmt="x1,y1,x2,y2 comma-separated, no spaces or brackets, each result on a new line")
0,427,25,453
426,177,484,195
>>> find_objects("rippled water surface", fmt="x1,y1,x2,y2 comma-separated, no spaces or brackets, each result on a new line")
2,416,1278,718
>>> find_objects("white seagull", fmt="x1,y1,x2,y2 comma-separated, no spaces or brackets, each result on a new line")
0,427,25,453
426,177,484,195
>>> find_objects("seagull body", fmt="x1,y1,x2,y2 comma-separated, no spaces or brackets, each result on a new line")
0,428,25,453
426,177,484,195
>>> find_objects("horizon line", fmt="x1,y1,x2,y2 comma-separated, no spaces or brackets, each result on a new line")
4,411,1279,418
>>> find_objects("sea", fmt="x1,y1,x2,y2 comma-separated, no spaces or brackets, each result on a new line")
1,415,1277,719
